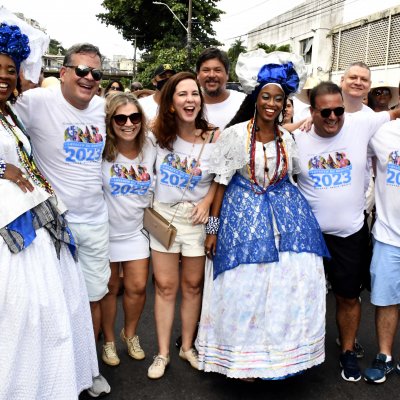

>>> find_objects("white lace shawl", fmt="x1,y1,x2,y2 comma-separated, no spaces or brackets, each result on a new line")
209,120,301,186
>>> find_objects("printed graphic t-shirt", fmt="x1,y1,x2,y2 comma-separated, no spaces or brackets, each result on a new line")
102,134,157,239
295,111,389,237
154,135,215,203
15,86,108,224
369,119,400,246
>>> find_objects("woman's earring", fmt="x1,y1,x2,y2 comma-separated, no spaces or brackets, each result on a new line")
277,111,284,124
169,106,175,113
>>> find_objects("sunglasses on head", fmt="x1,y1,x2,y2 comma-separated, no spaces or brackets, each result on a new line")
113,113,142,126
315,107,345,118
64,64,103,81
372,88,391,96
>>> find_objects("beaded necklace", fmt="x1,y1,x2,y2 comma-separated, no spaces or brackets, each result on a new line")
246,117,288,194
0,105,54,195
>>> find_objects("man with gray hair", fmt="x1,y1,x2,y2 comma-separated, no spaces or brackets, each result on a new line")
15,43,111,398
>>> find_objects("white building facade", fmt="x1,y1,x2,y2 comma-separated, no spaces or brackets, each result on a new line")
247,0,400,84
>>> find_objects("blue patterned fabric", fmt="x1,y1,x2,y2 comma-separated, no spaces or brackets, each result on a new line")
213,174,330,279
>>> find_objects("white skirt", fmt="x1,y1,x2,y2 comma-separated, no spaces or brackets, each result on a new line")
196,251,326,380
0,228,99,399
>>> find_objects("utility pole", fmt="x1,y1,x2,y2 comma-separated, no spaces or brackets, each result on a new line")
187,0,192,66
132,34,144,81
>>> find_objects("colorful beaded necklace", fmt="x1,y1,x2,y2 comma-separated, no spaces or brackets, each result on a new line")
0,105,54,195
246,117,288,194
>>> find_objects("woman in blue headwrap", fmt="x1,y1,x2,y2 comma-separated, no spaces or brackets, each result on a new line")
0,11,101,398
196,50,329,380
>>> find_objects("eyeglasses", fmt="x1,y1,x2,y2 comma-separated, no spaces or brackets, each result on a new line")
110,86,121,91
113,113,142,126
315,107,345,118
372,88,391,96
64,65,103,81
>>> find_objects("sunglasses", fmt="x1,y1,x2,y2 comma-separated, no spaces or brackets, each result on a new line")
110,87,121,91
113,113,142,126
64,64,103,81
315,107,345,118
372,88,391,96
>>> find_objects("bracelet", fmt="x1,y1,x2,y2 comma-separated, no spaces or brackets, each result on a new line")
205,216,220,235
0,159,6,179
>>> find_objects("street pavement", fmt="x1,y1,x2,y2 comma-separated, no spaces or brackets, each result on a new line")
80,276,399,400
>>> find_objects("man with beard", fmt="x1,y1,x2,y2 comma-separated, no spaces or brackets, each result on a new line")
196,48,245,130
139,64,176,124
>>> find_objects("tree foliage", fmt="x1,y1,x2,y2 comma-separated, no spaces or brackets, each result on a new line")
257,43,291,53
98,0,223,52
48,39,66,55
227,39,246,81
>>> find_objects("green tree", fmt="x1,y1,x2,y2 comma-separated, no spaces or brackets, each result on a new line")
98,0,222,52
257,43,291,53
48,39,66,55
227,38,246,81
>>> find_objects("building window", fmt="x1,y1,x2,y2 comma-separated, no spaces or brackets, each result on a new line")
300,37,313,64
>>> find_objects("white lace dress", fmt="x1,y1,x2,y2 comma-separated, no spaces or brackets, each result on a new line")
196,120,328,379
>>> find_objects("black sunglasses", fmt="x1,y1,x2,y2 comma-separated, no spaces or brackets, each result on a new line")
113,113,142,126
315,107,345,118
64,64,103,81
372,88,391,96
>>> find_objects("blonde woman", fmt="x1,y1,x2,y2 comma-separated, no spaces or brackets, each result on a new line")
101,92,156,366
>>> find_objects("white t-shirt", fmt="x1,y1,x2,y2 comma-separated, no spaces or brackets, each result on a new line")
138,94,158,123
368,119,400,246
295,111,389,237
154,135,216,203
102,134,156,240
14,86,108,224
204,90,245,130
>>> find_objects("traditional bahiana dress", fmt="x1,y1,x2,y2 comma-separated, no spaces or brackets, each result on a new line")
196,119,329,380
0,106,98,399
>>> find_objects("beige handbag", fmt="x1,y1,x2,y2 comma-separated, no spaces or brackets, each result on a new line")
143,131,211,250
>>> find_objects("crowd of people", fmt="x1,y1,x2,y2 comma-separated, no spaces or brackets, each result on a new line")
1,6,400,399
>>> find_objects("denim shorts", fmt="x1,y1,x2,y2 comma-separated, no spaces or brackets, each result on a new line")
370,238,400,306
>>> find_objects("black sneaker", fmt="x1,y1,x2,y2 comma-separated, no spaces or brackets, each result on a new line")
364,353,394,383
336,337,365,359
340,350,361,382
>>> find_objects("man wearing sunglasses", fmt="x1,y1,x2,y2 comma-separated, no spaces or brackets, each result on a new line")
294,81,400,384
15,43,111,398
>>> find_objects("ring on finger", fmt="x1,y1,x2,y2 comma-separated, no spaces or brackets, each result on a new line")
21,173,27,179
16,179,21,184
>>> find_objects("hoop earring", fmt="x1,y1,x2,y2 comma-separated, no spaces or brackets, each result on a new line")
277,111,284,124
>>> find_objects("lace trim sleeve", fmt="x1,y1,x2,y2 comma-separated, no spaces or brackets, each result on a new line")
209,122,249,185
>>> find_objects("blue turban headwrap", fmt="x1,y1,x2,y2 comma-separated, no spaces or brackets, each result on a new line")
0,23,30,73
252,62,300,100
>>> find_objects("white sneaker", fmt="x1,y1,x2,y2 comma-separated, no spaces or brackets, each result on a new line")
102,341,120,366
120,328,145,360
179,347,199,370
87,374,111,398
147,354,170,379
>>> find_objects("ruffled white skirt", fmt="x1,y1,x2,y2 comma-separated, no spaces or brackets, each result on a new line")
0,228,99,400
196,251,326,380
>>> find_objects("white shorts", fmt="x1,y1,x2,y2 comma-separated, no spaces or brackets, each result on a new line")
150,200,206,257
109,230,150,262
68,221,110,302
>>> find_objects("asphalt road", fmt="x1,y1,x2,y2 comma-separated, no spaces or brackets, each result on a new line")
80,276,399,400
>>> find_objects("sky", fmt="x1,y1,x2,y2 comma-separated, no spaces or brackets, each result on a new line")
0,0,304,59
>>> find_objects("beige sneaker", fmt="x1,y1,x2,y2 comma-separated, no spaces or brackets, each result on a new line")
179,347,199,370
102,342,120,366
120,328,145,360
147,354,170,379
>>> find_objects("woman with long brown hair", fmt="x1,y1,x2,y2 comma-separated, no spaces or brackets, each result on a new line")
147,72,219,379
